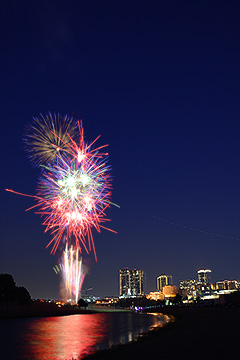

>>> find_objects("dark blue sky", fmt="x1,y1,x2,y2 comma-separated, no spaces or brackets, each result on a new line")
1,1,240,298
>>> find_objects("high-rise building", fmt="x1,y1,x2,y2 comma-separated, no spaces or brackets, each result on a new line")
197,269,211,284
157,275,172,291
179,279,196,298
119,268,144,297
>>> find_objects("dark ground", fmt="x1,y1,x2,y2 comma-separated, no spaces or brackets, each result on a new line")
0,301,94,318
84,306,240,360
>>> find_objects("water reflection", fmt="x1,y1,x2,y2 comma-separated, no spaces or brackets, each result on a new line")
21,314,108,359
1,312,169,360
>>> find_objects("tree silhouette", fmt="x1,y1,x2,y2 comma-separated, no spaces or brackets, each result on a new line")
0,273,31,304
172,293,182,305
0,274,16,302
15,286,31,305
78,298,88,310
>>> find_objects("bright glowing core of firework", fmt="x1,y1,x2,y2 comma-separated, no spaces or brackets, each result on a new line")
37,143,113,258
60,244,85,304
7,118,117,260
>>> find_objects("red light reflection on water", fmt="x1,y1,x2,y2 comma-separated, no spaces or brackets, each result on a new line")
21,314,109,360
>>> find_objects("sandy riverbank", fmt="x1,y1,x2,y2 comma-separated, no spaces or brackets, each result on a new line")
84,306,240,360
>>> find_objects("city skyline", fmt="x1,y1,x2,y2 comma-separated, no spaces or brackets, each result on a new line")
1,2,240,299
123,267,239,297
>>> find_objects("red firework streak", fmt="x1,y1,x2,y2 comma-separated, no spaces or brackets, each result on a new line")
6,121,117,261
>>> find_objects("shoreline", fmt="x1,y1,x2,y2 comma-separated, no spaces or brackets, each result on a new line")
1,304,240,360
0,303,133,319
83,306,240,360
0,307,96,319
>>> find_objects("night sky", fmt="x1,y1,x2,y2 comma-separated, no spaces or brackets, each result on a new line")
1,1,240,299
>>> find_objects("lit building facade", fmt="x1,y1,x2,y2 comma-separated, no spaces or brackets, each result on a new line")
179,269,239,302
216,280,238,291
146,291,165,301
119,268,144,297
163,285,178,298
197,269,211,284
179,270,213,300
179,279,196,299
157,275,173,291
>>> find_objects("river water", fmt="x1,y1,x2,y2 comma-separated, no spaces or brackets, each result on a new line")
0,312,169,360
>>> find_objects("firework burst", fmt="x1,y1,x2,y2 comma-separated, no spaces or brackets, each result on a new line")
36,152,114,259
24,113,78,166
7,117,117,261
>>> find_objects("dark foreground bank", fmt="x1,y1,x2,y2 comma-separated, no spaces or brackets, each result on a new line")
84,306,240,360
0,301,95,318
